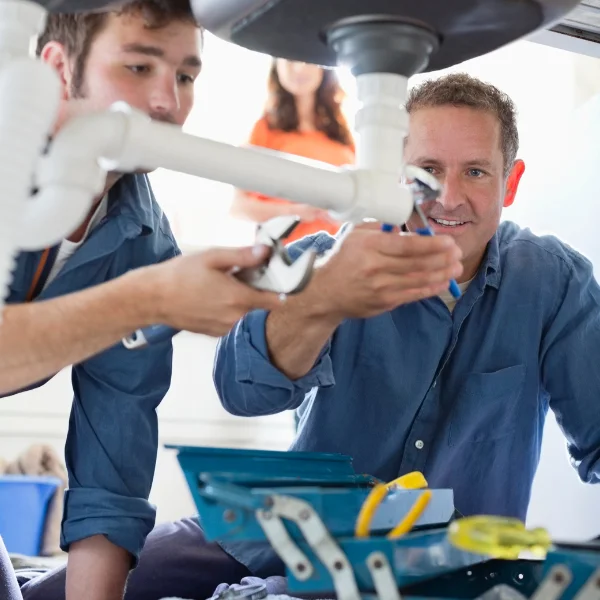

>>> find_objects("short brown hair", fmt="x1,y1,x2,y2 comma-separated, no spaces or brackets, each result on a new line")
406,73,519,177
36,1,199,94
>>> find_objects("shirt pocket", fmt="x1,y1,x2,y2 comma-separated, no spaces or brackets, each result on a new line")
448,364,526,447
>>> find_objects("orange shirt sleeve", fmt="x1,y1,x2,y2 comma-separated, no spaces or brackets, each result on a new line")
245,118,279,202
248,117,271,149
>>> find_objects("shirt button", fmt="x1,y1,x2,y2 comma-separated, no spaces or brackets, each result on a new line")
432,380,437,388
415,440,424,450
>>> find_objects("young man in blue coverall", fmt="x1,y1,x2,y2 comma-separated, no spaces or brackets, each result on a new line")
24,76,600,599
0,3,283,600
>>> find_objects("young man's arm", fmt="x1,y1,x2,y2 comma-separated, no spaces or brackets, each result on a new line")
62,289,173,600
67,537,130,600
0,271,155,395
0,245,280,395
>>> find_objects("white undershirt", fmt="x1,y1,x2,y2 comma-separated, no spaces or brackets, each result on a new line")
43,196,108,290
439,278,473,312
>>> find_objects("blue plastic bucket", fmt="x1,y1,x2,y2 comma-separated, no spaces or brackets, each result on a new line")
0,475,61,556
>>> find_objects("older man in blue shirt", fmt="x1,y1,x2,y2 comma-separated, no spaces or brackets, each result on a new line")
211,72,600,579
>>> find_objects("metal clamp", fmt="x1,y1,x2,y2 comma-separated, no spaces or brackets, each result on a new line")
367,551,402,600
256,494,362,600
573,567,600,600
530,565,573,600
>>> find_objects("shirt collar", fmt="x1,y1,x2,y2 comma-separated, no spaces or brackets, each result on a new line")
106,173,157,236
477,230,502,290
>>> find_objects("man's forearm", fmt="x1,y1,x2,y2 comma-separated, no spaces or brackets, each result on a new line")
0,268,157,394
67,536,130,600
265,286,342,380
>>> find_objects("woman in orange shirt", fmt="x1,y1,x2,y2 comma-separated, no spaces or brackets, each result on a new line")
231,58,355,243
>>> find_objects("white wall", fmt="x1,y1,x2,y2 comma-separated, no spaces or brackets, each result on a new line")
1,34,600,542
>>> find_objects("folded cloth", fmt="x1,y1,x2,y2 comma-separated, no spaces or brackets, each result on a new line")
3,445,67,557
212,575,339,600
212,575,288,598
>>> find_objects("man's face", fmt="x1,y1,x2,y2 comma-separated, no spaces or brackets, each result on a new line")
47,12,202,129
405,105,524,281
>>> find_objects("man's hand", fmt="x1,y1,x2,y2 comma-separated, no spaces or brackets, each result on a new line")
305,224,463,321
265,224,463,379
140,244,283,337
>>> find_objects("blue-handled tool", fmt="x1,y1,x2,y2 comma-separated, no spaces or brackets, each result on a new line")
382,166,461,300
414,223,462,299
381,220,460,299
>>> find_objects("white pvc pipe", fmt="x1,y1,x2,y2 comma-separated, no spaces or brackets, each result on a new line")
24,94,418,255
20,111,127,250
100,103,357,214
0,60,60,305
0,0,53,314
349,73,415,225
355,73,409,174
0,0,47,65
103,103,415,224
98,103,412,224
103,105,413,223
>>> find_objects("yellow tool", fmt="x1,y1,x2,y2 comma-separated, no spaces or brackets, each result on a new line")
355,471,432,539
447,515,553,559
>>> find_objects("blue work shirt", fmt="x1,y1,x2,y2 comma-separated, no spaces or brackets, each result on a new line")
214,220,600,574
5,174,179,562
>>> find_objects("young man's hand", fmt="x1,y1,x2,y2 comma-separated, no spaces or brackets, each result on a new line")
139,245,283,336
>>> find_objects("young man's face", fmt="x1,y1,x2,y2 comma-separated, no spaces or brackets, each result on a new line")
404,105,525,282
45,12,202,129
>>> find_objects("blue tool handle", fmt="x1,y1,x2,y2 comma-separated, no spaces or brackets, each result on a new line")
448,279,462,299
415,227,461,299
122,324,179,350
381,223,461,300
